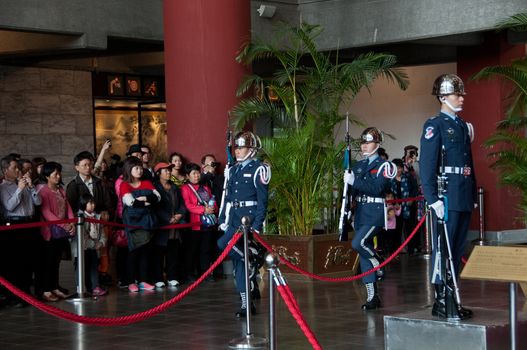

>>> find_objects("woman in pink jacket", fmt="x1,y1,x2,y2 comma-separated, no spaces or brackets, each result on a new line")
38,162,75,302
180,163,217,283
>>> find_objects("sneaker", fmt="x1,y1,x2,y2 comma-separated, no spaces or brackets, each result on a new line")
155,281,165,288
42,291,59,302
139,282,155,291
128,283,139,292
92,287,108,296
168,280,180,287
52,289,67,299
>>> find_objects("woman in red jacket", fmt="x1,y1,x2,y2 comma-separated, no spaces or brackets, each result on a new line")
180,163,217,283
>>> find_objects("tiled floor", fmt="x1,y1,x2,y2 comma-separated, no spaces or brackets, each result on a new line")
0,254,519,349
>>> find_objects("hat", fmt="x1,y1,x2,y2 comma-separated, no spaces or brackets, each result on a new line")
127,144,142,156
154,162,174,173
404,145,418,152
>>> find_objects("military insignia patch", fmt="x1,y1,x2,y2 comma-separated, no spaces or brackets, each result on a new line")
424,126,434,139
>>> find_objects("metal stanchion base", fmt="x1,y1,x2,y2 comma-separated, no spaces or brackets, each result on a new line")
471,239,488,246
228,335,267,349
66,292,96,303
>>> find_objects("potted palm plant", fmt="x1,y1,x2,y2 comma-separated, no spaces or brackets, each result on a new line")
232,23,409,273
473,13,527,223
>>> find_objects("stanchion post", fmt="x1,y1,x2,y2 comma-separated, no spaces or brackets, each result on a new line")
68,213,90,302
423,207,432,256
473,186,488,246
228,216,267,349
265,253,280,350
510,282,517,350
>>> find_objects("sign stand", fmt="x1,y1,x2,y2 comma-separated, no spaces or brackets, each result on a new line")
461,245,527,350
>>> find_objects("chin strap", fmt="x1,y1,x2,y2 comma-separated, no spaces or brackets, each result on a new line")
236,148,257,162
362,145,380,157
441,97,462,113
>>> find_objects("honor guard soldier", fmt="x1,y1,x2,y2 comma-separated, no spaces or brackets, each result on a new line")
343,127,393,310
420,74,476,320
218,131,270,317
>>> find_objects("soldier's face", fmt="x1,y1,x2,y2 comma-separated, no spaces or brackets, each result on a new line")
442,94,464,112
235,147,250,161
360,142,378,156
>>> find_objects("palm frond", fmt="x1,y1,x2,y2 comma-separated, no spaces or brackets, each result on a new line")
496,12,527,32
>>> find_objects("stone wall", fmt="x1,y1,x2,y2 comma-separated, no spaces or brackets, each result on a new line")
0,65,93,180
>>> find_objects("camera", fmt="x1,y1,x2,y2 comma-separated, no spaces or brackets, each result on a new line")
211,162,220,168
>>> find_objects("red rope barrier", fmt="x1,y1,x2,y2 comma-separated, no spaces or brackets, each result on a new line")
386,195,424,204
0,217,194,232
0,218,76,231
0,233,242,326
254,212,429,282
84,217,194,230
276,285,322,350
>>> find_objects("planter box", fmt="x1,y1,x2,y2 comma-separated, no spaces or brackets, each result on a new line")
262,233,358,275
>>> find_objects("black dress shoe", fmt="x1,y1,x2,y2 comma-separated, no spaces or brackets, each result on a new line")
431,301,471,321
361,295,381,310
235,303,257,318
459,306,473,319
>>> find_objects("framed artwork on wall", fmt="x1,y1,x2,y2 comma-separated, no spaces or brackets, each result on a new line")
107,75,124,96
126,76,141,96
143,78,159,97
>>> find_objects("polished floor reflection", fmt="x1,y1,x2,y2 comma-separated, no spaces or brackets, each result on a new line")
0,254,519,349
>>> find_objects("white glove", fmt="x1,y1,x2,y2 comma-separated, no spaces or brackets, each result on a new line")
224,166,230,179
219,223,228,231
429,200,445,219
343,171,355,186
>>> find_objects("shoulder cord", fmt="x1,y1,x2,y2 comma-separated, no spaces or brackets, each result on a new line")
254,164,272,186
378,161,397,179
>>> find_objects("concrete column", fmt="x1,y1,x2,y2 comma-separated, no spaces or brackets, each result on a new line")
457,34,526,231
163,0,250,164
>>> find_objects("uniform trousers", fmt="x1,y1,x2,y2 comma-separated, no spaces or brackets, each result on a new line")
218,227,246,293
352,225,382,284
430,210,471,284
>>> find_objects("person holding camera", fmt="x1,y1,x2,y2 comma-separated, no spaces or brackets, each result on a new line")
200,154,225,279
0,154,42,307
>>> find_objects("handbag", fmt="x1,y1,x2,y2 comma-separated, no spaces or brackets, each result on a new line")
187,184,217,228
50,224,70,239
112,229,128,247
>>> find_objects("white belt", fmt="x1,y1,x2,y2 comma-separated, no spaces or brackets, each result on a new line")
444,166,471,176
358,196,384,204
231,200,258,208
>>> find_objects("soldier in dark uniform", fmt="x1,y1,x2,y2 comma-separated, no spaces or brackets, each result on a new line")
343,127,392,310
420,74,476,320
218,131,270,317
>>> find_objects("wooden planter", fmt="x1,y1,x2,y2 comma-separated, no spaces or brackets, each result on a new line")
261,233,359,275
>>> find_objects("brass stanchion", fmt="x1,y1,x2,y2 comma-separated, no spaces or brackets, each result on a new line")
228,216,267,349
68,213,91,302
473,186,488,246
265,253,280,350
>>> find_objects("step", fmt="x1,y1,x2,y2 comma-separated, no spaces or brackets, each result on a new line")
384,307,526,350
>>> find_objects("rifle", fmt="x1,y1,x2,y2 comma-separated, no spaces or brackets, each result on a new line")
437,145,463,320
338,113,353,242
219,129,234,218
